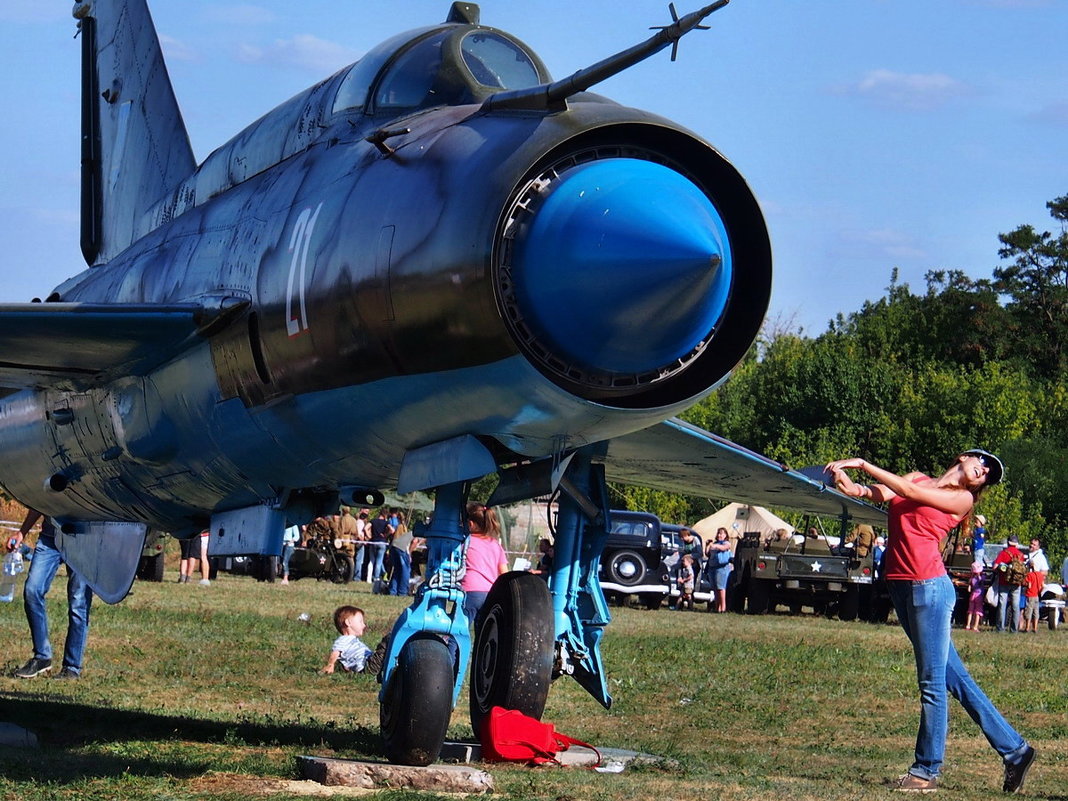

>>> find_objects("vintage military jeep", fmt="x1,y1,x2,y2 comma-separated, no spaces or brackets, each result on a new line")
135,530,169,582
732,525,877,621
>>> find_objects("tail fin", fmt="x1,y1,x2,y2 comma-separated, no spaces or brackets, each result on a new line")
75,1,195,266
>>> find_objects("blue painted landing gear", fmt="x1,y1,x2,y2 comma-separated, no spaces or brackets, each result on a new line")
378,444,614,766
378,482,471,766
469,570,554,735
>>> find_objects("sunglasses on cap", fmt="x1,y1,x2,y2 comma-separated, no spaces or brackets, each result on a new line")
961,449,1004,485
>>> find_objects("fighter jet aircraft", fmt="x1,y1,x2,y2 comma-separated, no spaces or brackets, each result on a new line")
0,0,884,765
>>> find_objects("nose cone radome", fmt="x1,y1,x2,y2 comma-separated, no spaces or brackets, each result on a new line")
510,159,732,377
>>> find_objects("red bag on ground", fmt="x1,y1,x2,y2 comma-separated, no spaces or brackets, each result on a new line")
481,706,600,766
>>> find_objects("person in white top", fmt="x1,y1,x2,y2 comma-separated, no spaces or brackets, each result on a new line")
1027,538,1049,578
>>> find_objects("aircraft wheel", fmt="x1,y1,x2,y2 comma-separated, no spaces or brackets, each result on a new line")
380,636,455,766
470,571,554,736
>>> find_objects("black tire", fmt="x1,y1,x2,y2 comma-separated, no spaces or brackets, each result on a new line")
839,586,860,621
330,553,355,584
1049,607,1060,631
380,636,455,766
642,593,664,610
140,552,165,582
260,555,279,583
729,572,749,614
746,578,770,615
469,571,554,737
605,549,650,587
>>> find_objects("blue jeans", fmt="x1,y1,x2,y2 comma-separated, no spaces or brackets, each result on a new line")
281,543,295,578
996,583,1021,632
353,544,367,582
24,534,94,673
366,542,387,582
463,590,489,627
388,548,411,595
888,576,1028,779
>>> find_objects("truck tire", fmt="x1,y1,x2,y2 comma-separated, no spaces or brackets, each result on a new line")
139,552,165,582
729,572,749,614
641,593,664,610
747,578,770,615
839,585,860,621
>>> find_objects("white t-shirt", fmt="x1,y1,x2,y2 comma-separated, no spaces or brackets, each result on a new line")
1028,549,1050,573
332,635,373,672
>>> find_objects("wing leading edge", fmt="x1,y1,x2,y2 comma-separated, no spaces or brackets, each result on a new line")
599,418,887,525
0,301,244,392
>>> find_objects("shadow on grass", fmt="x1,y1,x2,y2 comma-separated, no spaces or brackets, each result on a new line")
0,690,381,785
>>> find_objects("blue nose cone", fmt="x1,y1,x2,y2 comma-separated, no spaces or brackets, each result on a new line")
510,159,732,377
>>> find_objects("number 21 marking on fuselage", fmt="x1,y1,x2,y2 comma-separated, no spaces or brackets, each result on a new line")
286,203,323,337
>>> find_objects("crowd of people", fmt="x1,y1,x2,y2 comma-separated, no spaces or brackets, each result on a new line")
1,452,1053,794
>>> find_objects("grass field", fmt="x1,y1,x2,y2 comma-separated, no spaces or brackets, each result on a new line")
1,566,1065,801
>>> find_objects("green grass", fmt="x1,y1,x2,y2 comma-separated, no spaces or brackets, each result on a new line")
1,573,1066,800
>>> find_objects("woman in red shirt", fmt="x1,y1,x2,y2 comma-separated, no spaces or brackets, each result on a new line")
826,450,1034,794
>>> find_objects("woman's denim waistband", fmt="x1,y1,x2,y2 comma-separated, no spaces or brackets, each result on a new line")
887,575,949,587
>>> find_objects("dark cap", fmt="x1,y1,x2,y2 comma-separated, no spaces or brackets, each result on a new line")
1007,534,1020,545
961,449,1004,486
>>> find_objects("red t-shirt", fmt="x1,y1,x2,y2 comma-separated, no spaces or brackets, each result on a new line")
883,475,963,581
1024,571,1044,598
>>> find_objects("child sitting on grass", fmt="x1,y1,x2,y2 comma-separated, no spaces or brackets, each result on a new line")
321,605,384,674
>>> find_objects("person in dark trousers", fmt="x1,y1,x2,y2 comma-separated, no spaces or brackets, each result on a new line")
827,450,1035,794
7,509,94,679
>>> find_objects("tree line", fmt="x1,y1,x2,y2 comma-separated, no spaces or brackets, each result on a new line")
615,194,1068,566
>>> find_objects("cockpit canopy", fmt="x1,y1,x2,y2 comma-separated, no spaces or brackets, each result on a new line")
333,25,550,117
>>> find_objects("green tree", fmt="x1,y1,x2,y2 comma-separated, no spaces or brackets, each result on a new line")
993,195,1068,377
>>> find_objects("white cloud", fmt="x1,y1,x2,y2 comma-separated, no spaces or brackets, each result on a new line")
236,34,359,74
160,34,198,64
842,69,969,112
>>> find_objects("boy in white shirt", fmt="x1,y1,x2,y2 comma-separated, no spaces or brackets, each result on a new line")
321,606,374,674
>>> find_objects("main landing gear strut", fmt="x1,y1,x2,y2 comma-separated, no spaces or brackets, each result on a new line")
378,446,614,765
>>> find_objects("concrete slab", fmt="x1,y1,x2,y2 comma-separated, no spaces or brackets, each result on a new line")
440,739,666,771
298,756,494,794
0,722,38,748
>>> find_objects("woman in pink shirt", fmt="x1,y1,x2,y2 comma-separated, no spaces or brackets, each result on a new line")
460,503,508,626
827,449,1034,794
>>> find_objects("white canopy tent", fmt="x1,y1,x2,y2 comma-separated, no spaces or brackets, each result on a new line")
692,503,795,550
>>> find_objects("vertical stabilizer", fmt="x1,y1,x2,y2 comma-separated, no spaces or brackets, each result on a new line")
75,1,196,266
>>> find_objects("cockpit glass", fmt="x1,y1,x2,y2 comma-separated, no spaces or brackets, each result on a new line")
375,33,450,110
460,32,540,90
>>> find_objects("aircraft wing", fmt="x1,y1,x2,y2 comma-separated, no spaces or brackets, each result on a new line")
598,418,887,525
0,302,239,392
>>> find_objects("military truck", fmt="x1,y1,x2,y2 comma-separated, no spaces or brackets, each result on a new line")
731,524,877,621
135,530,169,581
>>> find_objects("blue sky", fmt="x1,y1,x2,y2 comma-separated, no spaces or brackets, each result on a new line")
1,0,1065,335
